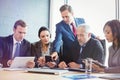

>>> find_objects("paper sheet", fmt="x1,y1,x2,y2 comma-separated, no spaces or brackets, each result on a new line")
10,57,34,68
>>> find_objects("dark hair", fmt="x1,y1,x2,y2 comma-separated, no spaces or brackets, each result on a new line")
14,20,26,29
38,26,50,37
60,4,73,13
103,19,120,48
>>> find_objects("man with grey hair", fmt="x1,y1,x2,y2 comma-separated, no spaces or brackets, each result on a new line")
58,24,104,69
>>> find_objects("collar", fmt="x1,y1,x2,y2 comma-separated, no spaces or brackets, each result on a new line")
69,20,76,25
80,44,86,48
80,38,92,47
13,36,22,45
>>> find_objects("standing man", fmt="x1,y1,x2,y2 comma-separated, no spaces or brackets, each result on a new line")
0,20,31,67
51,4,85,62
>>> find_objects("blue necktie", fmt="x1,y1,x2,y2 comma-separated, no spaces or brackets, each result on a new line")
77,45,85,62
80,46,83,54
14,42,20,58
77,46,83,63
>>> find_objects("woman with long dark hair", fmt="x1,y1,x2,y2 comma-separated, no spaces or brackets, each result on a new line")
27,26,57,68
93,19,120,73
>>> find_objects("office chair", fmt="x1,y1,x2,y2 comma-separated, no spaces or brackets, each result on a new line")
99,39,106,64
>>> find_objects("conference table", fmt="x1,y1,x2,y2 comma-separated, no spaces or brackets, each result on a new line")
0,68,120,80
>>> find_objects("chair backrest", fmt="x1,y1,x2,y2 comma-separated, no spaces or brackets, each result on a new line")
99,39,106,64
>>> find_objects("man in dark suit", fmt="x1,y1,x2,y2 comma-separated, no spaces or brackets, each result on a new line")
0,20,31,67
0,37,3,63
51,4,85,62
58,24,104,69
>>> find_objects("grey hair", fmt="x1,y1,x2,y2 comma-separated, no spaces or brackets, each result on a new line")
77,24,91,33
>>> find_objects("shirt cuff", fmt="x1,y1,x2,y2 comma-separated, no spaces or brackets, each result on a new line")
80,64,83,68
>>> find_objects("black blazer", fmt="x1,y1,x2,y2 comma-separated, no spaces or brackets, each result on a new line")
31,41,59,67
69,38,104,65
0,35,31,67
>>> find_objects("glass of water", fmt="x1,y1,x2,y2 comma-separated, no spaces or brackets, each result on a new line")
0,63,3,68
0,63,3,70
85,58,93,75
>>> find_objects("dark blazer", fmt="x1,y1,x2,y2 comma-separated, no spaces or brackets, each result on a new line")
52,18,85,62
0,37,3,63
0,35,31,67
31,41,58,67
69,38,104,65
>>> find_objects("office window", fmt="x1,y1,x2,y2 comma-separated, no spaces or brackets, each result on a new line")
0,0,50,42
49,0,65,41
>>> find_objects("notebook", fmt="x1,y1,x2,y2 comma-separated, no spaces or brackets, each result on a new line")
4,57,35,71
27,68,69,75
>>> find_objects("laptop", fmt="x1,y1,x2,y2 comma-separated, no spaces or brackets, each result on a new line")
27,68,69,75
4,57,35,71
99,74,120,79
53,68,86,72
68,68,86,72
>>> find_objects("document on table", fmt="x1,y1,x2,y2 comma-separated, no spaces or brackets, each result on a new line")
63,74,97,79
4,57,35,71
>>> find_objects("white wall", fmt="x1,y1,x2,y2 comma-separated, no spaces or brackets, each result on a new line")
49,0,65,41
68,0,115,39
